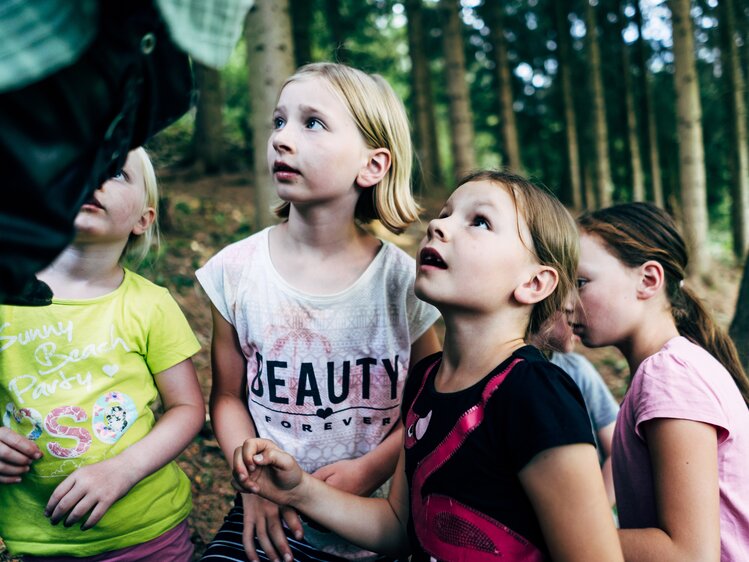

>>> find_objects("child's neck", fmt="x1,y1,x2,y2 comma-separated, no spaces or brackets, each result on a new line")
38,243,125,300
620,313,680,375
269,216,381,295
436,313,527,393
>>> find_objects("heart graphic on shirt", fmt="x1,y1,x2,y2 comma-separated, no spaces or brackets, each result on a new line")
316,407,334,419
102,364,120,377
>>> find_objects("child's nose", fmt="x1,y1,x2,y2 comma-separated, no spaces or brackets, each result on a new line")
427,218,446,241
271,126,295,153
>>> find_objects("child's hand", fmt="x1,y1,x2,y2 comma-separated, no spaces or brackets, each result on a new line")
311,457,374,496
0,427,41,483
45,458,138,529
240,493,303,562
232,438,304,505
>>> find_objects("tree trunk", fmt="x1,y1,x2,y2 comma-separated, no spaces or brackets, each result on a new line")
405,0,443,192
585,0,614,208
720,0,749,260
619,2,645,202
554,0,583,211
634,0,664,207
325,0,348,63
193,62,224,175
669,0,709,276
730,252,749,370
485,2,523,173
245,0,296,229
290,0,312,67
440,0,477,180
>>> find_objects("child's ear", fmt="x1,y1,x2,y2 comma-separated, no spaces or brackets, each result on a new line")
637,260,665,300
356,148,391,188
132,207,156,236
514,266,559,305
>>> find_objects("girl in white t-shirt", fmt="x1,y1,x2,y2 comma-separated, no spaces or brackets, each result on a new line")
197,62,440,562
574,202,749,561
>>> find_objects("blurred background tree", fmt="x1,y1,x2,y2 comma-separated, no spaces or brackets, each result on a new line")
147,0,749,324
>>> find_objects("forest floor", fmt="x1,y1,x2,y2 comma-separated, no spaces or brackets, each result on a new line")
1,170,743,561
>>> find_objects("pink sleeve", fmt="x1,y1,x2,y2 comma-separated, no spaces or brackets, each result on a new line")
631,349,730,443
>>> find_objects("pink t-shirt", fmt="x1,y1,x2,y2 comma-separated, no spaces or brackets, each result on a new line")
613,336,749,561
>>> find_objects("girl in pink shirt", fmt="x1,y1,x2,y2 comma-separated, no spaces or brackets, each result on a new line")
574,202,749,561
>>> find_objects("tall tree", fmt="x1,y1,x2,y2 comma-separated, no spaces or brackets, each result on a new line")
325,0,349,63
440,0,477,180
720,0,749,260
585,0,614,208
634,0,664,207
553,0,583,210
484,2,523,173
245,0,296,229
405,0,443,191
669,0,709,276
192,62,224,174
290,0,313,67
619,2,645,201
730,253,749,370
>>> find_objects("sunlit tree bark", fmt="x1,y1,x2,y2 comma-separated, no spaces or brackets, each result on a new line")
585,0,614,208
669,0,709,276
440,0,476,180
405,0,443,191
245,0,295,229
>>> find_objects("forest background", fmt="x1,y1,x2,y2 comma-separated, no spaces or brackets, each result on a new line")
3,0,749,560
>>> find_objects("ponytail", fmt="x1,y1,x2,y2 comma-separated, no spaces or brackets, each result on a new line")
672,283,749,408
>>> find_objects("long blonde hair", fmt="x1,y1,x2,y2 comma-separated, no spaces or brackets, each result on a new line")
273,62,420,234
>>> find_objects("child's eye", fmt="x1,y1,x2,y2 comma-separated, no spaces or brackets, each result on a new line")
111,170,129,182
272,116,285,129
472,215,490,229
576,278,589,289
306,118,324,130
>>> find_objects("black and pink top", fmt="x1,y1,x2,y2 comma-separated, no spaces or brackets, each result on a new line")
402,346,594,561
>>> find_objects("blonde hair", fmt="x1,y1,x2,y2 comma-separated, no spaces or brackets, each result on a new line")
273,62,420,234
458,170,579,338
124,147,160,265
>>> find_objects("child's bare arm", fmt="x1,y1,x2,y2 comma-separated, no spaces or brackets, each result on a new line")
618,419,720,562
208,305,302,562
45,357,204,529
0,427,42,483
235,438,412,557
519,443,624,562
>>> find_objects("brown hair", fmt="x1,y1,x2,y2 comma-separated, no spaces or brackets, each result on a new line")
578,202,749,407
458,170,579,338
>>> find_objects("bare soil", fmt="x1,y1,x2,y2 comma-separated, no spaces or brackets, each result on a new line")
1,171,741,561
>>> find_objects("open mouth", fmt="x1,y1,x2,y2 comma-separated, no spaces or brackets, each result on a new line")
273,162,300,174
420,247,447,269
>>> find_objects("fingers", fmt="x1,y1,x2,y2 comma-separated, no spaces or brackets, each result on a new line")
0,428,41,483
242,496,292,562
280,505,304,541
46,477,88,526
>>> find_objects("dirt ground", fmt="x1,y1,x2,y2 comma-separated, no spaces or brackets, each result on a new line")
1,170,742,561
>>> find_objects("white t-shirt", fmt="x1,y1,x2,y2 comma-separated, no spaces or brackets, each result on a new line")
196,226,440,473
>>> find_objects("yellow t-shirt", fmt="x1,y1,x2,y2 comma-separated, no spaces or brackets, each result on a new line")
0,270,201,556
